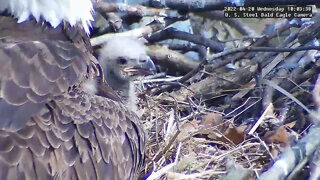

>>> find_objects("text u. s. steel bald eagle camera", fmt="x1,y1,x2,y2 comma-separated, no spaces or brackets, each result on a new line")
0,0,145,179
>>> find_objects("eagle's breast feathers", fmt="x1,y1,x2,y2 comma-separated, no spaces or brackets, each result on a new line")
0,0,93,34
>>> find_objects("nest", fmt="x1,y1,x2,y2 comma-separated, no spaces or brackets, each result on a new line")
91,1,320,179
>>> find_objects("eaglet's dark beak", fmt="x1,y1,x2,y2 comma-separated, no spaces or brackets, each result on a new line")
123,56,156,76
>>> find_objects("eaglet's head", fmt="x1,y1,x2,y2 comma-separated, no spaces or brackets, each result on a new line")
0,0,93,33
99,37,156,89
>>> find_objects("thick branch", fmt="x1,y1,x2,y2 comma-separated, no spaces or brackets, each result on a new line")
147,45,199,74
148,27,224,52
91,22,164,46
94,1,182,18
167,65,257,102
149,0,234,11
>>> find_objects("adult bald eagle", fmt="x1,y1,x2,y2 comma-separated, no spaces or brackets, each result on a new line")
99,37,155,112
0,0,145,179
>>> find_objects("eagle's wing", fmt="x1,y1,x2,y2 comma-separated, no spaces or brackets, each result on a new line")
0,39,88,130
0,25,144,180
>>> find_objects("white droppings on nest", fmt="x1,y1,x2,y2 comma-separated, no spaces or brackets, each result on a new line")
164,109,176,142
0,0,94,34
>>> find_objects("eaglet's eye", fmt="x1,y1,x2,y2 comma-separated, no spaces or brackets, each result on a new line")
117,57,128,65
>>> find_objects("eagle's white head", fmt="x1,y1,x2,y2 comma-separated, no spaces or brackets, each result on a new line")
0,0,94,34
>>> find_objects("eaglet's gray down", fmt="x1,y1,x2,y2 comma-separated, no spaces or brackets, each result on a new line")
99,37,156,112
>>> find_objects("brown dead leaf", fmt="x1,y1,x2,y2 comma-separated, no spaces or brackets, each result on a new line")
201,112,224,127
199,112,225,137
263,125,290,147
176,120,199,141
199,113,246,145
284,121,296,128
207,124,245,145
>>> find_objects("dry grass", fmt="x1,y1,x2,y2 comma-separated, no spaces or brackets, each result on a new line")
136,65,319,178
137,86,277,179
91,3,320,178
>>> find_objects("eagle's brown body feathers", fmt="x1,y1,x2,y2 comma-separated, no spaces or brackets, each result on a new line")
0,14,145,180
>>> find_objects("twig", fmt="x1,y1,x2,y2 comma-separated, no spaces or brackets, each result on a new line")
312,74,320,110
310,146,320,180
91,22,164,46
208,45,320,64
196,11,256,36
147,143,182,180
248,103,274,135
148,27,224,52
149,0,235,11
151,60,205,95
167,170,226,179
263,79,312,114
94,1,180,18
259,124,320,180
139,76,182,84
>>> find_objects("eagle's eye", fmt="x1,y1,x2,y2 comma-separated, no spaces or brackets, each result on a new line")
117,57,128,65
